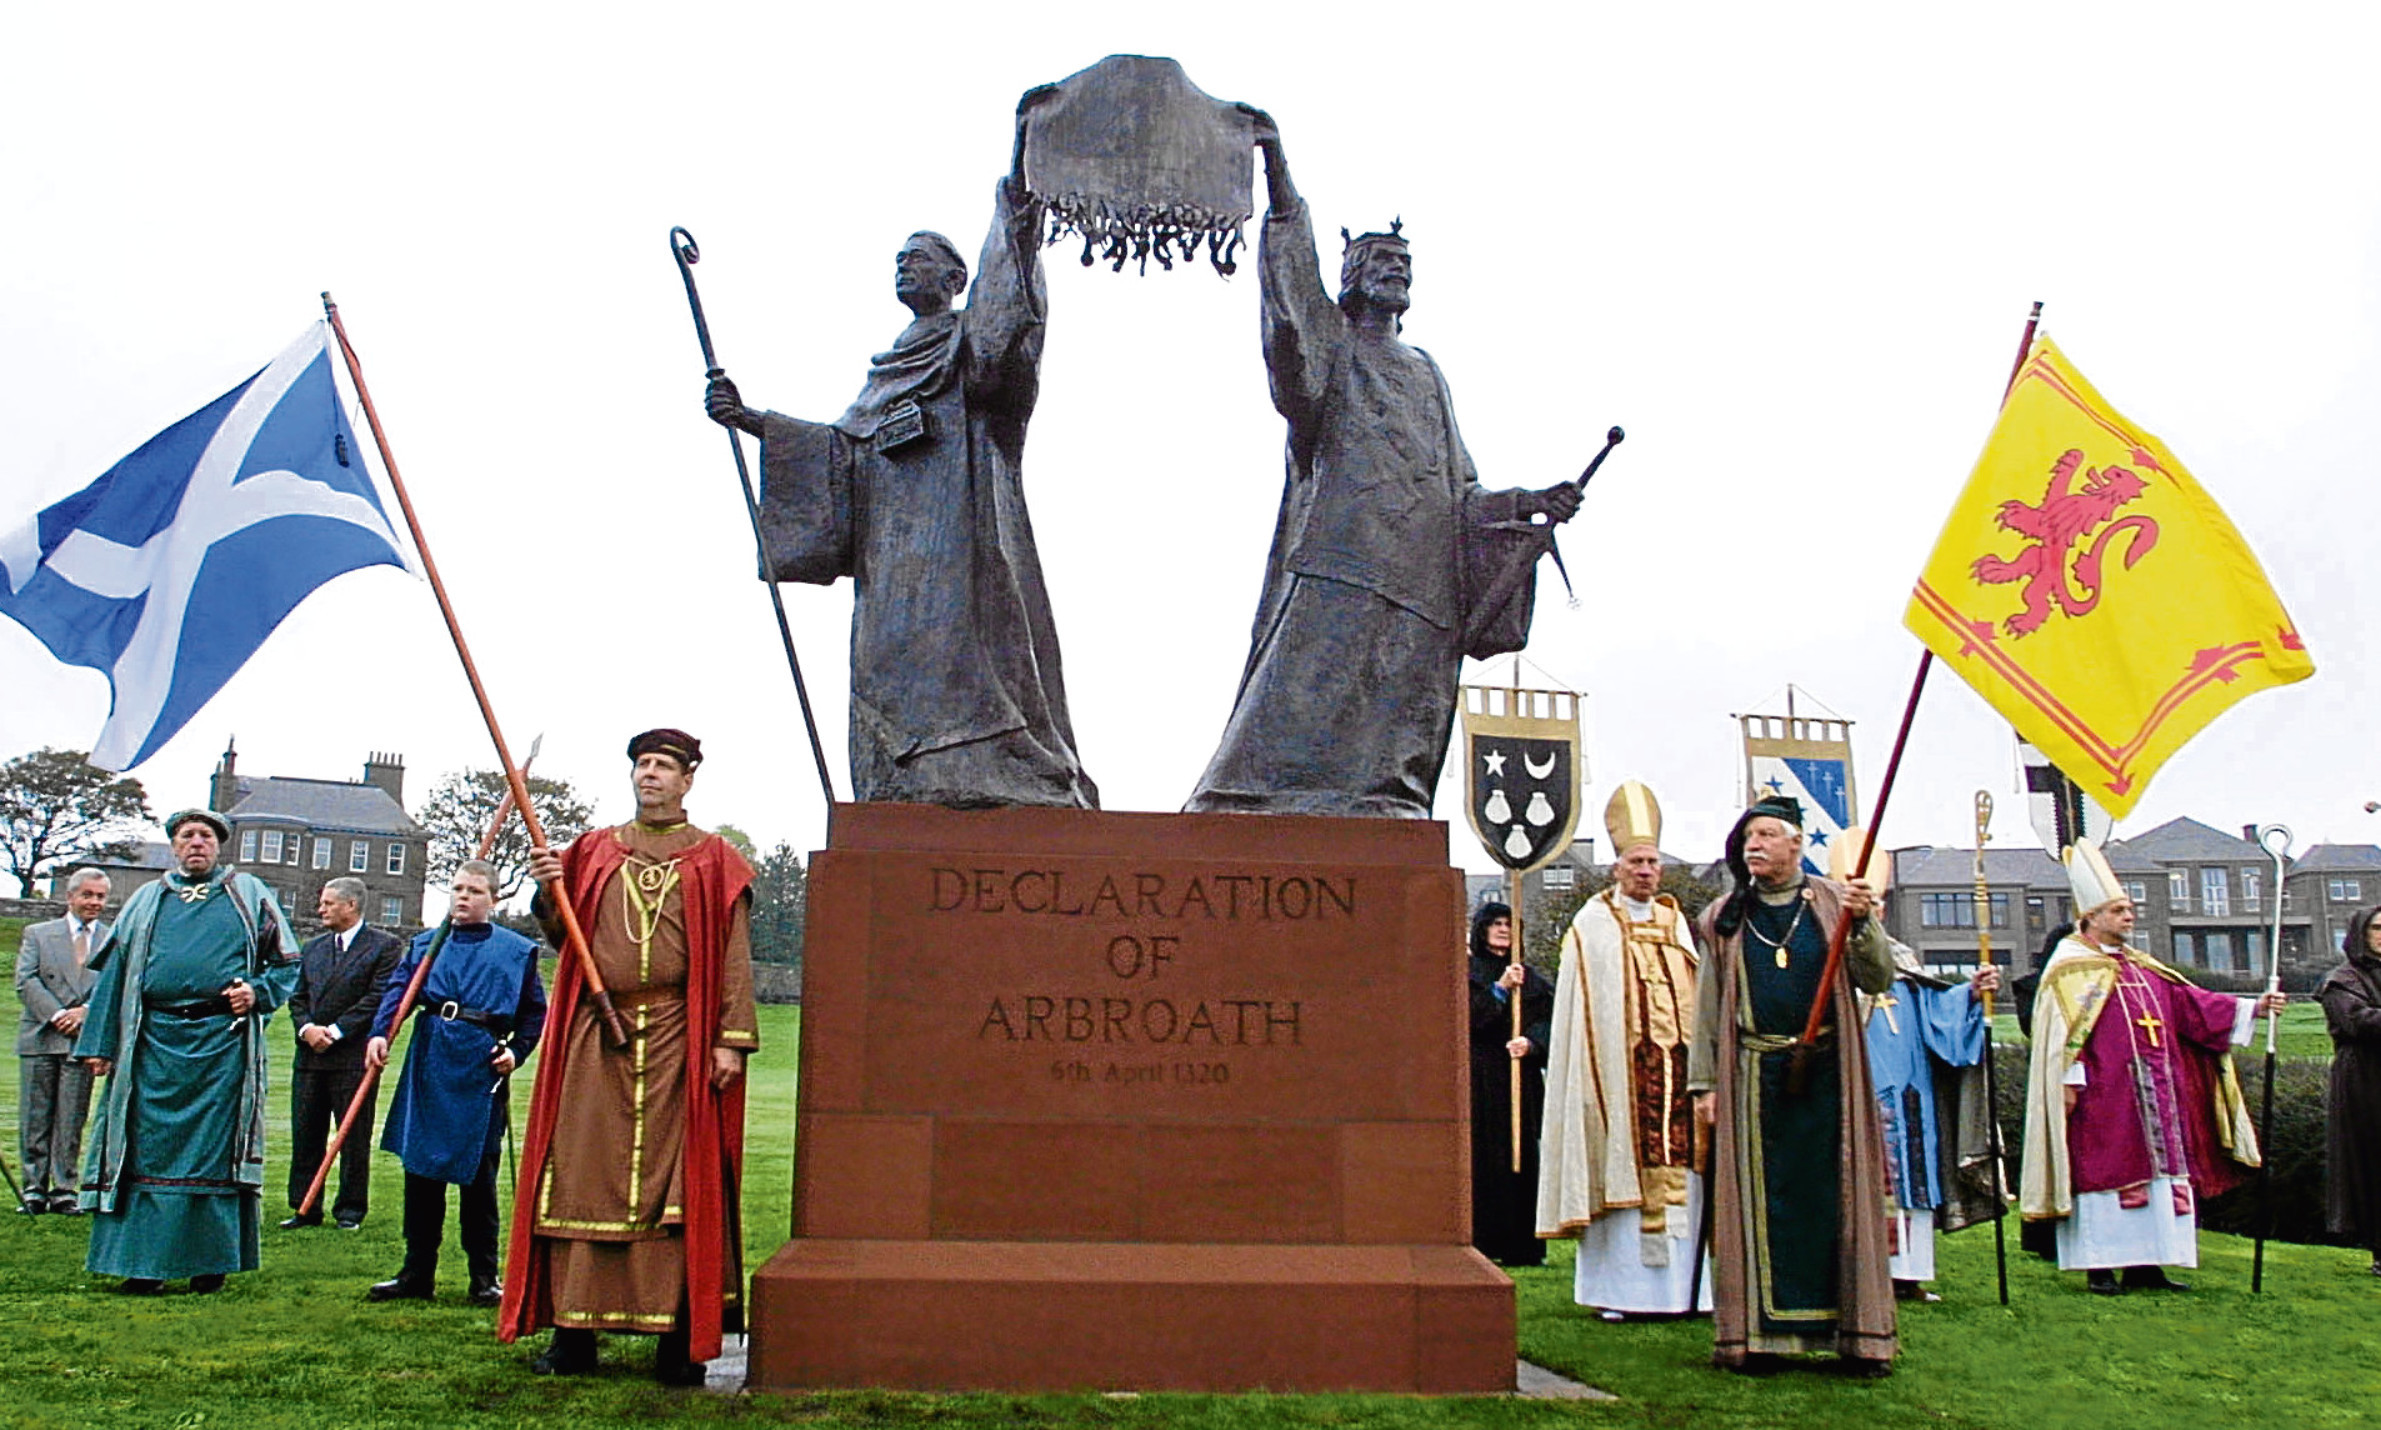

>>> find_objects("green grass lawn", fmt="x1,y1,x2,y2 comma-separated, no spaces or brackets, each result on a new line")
4,976,2377,1428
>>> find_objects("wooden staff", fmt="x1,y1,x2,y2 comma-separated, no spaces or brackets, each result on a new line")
1788,302,2043,1085
321,294,630,1050
1972,790,2011,1306
296,771,529,1218
1509,868,1526,1172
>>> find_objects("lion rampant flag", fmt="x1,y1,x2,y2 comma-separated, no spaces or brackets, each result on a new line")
1904,335,2312,818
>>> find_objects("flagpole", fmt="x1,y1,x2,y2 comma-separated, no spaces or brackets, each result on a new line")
1788,303,2043,1079
319,294,632,1050
1509,867,1525,1173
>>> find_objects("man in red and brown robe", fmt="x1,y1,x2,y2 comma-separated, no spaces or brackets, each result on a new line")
500,728,758,1385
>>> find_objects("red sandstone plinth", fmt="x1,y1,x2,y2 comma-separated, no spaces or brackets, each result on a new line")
747,804,1513,1394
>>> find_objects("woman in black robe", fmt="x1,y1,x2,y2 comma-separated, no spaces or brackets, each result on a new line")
2319,904,2381,1275
1466,901,1554,1266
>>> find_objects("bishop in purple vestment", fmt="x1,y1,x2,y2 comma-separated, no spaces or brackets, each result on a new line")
2019,843,2283,1295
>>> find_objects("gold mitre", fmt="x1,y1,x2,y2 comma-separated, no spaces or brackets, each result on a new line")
2063,840,2124,916
1824,825,1892,894
1603,781,1663,858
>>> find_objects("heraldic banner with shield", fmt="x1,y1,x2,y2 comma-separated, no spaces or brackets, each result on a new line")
1740,709,1858,878
1460,685,1584,875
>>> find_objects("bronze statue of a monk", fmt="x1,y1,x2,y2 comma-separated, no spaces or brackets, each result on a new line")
706,100,1098,811
1185,113,1584,818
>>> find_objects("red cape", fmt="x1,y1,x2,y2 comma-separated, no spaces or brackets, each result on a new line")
497,828,755,1361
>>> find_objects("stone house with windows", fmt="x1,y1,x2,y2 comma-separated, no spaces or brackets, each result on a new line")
206,741,430,933
1886,817,2313,988
2115,817,2305,986
2281,842,2381,968
1882,844,2081,978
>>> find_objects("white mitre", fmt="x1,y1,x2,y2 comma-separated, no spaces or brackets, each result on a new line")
2062,840,2125,917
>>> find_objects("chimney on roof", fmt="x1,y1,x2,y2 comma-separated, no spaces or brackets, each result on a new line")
210,737,238,813
363,752,405,804
2242,824,2259,844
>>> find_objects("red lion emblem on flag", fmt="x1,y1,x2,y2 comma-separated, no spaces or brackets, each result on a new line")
1969,449,2161,637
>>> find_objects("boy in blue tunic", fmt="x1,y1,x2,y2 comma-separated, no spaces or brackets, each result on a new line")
364,860,546,1306
76,809,300,1294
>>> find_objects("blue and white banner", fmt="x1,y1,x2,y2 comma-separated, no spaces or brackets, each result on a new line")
0,323,411,770
1741,714,1858,877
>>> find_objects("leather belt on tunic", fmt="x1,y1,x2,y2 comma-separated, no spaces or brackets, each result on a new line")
145,996,234,1018
416,1001,511,1035
605,986,684,1012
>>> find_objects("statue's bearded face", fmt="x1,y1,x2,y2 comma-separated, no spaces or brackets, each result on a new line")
894,241,966,313
1346,242,1411,314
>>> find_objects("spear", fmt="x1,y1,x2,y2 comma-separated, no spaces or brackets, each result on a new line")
321,294,631,1051
667,226,837,811
2252,822,2291,1293
295,744,538,1219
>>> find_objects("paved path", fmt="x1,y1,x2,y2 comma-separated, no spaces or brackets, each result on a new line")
709,1347,1612,1401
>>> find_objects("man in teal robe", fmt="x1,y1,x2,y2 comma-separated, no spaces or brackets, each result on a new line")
76,809,298,1293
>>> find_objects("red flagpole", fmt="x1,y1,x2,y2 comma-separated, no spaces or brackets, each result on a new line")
319,294,630,1050
1788,303,2043,1067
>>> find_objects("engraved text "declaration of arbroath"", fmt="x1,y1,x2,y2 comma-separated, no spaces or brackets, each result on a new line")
928,868,1356,921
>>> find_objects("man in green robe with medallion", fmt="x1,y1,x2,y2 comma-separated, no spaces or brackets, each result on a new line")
1690,796,1899,1373
76,808,299,1293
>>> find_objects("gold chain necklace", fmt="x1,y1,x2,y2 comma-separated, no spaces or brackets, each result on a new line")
1743,893,1809,969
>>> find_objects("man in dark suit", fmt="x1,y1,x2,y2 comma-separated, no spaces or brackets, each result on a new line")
14,868,109,1214
282,876,404,1230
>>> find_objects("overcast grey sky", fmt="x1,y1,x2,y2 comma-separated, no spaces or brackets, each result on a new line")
4,3,2376,880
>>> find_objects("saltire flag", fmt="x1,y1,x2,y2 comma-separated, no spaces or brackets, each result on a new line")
0,323,412,770
1904,335,2312,819
1740,713,1857,876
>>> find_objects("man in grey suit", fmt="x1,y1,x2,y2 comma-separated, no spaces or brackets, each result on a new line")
14,868,109,1214
282,877,405,1230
